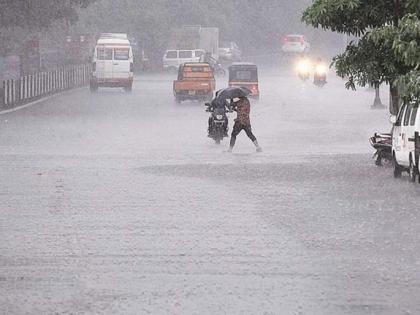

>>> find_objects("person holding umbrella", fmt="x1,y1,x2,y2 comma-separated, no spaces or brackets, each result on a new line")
214,87,262,152
229,95,262,152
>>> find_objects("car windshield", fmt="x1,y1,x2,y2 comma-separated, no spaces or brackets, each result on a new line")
287,36,303,42
114,48,129,60
195,50,204,58
166,51,177,59
179,51,193,58
229,68,258,81
97,47,113,60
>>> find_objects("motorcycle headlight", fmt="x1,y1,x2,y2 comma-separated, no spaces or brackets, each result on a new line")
315,64,327,75
296,59,311,74
216,115,223,120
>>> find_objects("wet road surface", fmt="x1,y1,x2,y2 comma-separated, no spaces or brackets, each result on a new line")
1,69,419,314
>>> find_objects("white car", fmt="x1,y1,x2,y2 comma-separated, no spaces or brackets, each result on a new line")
391,101,420,183
218,41,242,61
90,33,134,92
281,35,310,54
162,49,204,72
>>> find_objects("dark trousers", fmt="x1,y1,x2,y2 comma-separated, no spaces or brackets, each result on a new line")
230,121,257,147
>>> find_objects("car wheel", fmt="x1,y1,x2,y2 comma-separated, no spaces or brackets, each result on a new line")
409,157,417,183
393,154,403,178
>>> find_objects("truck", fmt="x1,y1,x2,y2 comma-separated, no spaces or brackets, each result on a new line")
167,26,219,63
173,62,216,103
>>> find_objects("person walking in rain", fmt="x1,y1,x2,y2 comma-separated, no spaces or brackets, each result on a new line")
228,96,262,152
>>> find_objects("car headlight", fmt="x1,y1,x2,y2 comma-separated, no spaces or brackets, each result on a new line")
216,115,223,120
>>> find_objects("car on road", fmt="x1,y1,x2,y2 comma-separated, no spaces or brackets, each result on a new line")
281,34,310,54
391,101,420,183
163,49,205,72
90,33,134,92
218,41,242,62
173,62,215,103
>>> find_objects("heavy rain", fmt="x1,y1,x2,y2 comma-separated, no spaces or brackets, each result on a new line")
1,1,419,314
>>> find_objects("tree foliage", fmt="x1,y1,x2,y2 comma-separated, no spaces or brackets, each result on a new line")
371,14,420,102
0,0,95,29
303,0,419,113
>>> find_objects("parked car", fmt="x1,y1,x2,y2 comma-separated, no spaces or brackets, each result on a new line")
90,33,134,92
281,35,310,54
391,101,420,183
218,41,242,62
173,62,216,103
163,49,205,72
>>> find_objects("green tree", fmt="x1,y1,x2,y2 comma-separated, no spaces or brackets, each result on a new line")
303,0,419,114
0,0,95,29
371,14,420,103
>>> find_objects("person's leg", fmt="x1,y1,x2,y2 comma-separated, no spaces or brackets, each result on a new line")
229,122,242,151
244,125,262,152
244,125,257,142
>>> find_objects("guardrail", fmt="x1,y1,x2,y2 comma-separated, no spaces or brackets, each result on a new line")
0,64,91,110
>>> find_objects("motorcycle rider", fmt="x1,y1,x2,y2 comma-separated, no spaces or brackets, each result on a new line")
228,96,262,152
314,57,327,84
207,97,230,137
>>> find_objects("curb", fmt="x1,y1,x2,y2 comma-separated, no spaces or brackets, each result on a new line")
0,87,85,116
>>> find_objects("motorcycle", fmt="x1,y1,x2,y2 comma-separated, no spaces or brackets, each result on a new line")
296,58,311,81
369,132,393,166
313,63,327,87
205,102,229,145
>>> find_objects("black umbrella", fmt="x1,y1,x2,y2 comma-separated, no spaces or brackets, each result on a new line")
216,87,251,100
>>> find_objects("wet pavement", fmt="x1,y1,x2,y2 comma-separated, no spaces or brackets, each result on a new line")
1,69,419,314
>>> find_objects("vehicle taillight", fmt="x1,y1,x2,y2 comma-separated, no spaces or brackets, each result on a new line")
300,37,304,44
283,36,288,43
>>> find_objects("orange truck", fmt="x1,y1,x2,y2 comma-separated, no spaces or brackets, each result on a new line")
173,62,215,103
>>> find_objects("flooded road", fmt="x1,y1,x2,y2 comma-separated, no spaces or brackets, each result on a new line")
1,68,419,315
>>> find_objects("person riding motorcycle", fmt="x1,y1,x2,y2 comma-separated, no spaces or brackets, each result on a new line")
296,54,311,80
313,57,327,85
207,97,230,137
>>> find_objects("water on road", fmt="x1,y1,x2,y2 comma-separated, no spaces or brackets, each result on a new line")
1,68,419,315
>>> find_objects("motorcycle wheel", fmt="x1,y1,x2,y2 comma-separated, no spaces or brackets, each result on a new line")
375,155,382,167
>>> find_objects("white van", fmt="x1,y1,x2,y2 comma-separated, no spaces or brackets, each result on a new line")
391,101,420,182
90,33,134,92
162,49,205,72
